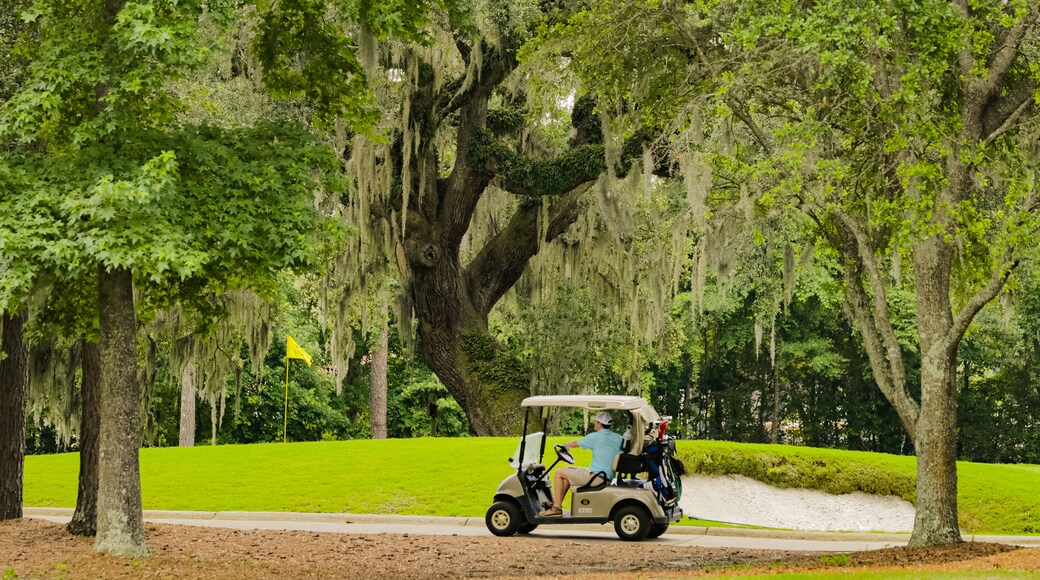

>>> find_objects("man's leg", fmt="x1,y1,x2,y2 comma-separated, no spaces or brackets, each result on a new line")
558,476,571,508
540,470,570,516
552,470,566,508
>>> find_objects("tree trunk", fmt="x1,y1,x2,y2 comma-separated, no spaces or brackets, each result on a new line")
845,345,865,451
428,398,439,437
908,238,961,546
769,362,781,444
178,361,196,447
68,340,101,536
95,266,148,557
375,39,609,437
910,356,961,546
369,301,388,439
410,248,529,436
0,311,29,520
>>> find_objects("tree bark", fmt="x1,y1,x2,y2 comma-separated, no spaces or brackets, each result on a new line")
178,361,196,447
428,398,439,437
68,340,101,536
95,265,148,556
769,364,781,445
0,311,29,520
910,355,960,546
411,247,528,436
369,302,389,439
907,237,961,546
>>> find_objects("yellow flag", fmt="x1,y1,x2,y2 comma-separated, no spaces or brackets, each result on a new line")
286,335,312,366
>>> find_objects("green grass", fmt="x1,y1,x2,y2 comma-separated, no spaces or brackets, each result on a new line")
729,572,1033,579
26,437,583,516
23,438,1040,534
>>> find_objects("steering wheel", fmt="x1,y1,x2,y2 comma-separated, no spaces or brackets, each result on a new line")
554,443,575,465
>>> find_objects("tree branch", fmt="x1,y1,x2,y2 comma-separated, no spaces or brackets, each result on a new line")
977,7,1038,102
482,136,607,197
964,6,1038,132
947,256,1019,358
436,42,516,124
464,183,591,318
727,97,774,155
832,210,919,433
982,81,1037,146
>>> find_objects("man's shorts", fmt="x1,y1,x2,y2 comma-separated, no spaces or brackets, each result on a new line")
558,466,595,486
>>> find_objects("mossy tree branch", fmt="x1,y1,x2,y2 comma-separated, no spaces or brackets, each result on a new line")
464,183,590,318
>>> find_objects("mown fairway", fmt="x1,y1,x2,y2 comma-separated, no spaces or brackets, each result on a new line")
24,438,1040,534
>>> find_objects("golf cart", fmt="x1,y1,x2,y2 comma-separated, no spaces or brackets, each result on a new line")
485,395,683,541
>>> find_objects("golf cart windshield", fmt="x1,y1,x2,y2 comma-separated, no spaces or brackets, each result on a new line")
519,395,660,456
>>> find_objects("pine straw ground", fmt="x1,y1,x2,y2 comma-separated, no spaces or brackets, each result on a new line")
2,518,1038,579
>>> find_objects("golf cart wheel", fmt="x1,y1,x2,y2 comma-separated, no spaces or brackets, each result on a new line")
517,522,538,534
486,501,523,537
613,505,651,541
647,523,669,538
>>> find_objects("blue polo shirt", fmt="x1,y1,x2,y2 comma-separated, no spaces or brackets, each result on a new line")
577,428,624,479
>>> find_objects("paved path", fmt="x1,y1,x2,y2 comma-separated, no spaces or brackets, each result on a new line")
24,508,1040,553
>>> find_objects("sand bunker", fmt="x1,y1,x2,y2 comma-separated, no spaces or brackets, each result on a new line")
679,474,915,532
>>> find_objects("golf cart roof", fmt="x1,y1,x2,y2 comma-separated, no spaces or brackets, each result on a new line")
521,395,660,421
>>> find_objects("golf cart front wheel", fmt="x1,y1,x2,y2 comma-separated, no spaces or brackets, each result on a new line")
613,505,651,541
647,522,669,538
486,501,523,537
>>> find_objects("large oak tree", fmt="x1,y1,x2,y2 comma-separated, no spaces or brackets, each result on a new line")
565,0,1040,546
336,4,655,435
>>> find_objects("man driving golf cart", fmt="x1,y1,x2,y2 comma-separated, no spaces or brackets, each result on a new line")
486,395,683,541
538,411,623,517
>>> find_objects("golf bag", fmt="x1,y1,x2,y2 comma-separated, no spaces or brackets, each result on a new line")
644,435,684,507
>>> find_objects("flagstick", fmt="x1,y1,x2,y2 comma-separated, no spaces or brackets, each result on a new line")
284,355,289,443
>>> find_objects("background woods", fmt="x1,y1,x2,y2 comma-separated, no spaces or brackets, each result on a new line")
1,0,1039,552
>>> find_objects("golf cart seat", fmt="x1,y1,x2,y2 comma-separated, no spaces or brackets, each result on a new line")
612,452,647,487
576,470,611,492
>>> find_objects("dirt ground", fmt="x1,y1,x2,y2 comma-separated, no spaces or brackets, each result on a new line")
2,518,1038,579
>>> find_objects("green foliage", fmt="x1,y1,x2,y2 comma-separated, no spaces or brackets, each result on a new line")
253,0,452,130
957,269,1040,464
650,267,910,453
496,281,635,398
0,122,345,327
216,364,353,445
485,106,526,135
468,129,606,197
3,0,211,144
253,0,376,131
0,0,33,104
389,379,469,438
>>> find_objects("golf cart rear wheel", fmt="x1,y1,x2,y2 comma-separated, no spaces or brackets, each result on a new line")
486,501,523,537
647,523,669,538
517,522,538,534
613,505,652,541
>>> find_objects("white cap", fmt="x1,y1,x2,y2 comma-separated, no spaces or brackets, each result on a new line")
594,411,612,426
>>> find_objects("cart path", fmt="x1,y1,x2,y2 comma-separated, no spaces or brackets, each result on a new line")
24,508,1040,552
